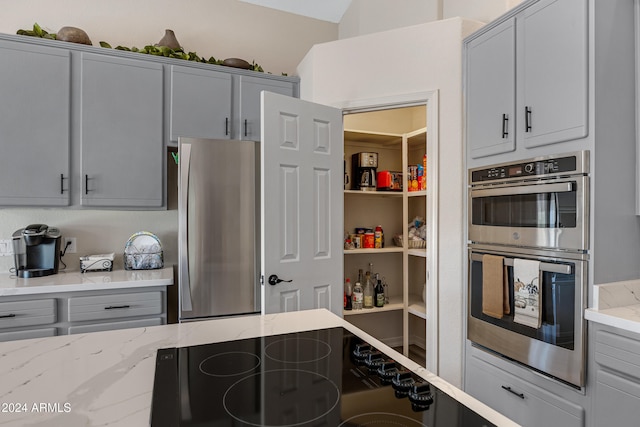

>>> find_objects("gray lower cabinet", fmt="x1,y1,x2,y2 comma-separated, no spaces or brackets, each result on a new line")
592,324,640,426
67,291,163,323
169,65,232,142
465,345,585,427
68,317,162,334
0,286,167,341
0,299,57,342
80,53,164,207
0,40,71,206
0,328,57,342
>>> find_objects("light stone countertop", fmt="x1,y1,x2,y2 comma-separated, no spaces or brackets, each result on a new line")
585,278,640,334
0,267,174,297
0,309,520,427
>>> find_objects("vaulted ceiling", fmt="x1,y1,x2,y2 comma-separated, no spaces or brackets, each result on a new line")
238,0,352,23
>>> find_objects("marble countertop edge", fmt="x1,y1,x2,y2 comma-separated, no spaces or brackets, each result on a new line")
0,309,520,427
586,280,640,334
585,305,640,335
0,267,174,296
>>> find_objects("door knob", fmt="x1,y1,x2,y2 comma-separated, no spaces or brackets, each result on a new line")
268,274,292,286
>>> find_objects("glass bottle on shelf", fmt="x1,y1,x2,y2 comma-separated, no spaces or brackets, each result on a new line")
375,278,385,307
344,278,353,310
378,276,389,304
363,272,374,309
352,280,363,310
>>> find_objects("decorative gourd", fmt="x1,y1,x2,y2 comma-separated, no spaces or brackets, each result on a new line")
56,26,92,45
514,278,525,292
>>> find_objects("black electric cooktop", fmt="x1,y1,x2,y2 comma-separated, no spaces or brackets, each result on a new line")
150,327,495,427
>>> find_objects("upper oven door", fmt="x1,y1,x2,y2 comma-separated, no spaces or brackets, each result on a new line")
468,176,589,251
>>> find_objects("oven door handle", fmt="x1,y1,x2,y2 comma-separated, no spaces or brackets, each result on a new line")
470,182,573,198
470,253,572,275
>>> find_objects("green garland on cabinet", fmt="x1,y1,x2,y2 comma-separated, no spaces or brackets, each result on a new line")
16,23,282,75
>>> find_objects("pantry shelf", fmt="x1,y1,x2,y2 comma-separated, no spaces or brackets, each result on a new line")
344,190,403,197
408,248,427,258
343,109,428,369
344,247,403,255
343,296,403,316
408,301,427,319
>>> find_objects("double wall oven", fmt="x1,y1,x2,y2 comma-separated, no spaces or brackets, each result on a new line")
467,151,589,388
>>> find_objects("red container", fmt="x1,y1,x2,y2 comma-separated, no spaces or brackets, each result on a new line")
377,171,403,191
363,232,375,248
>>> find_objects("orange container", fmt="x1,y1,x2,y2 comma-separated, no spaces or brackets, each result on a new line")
363,232,375,249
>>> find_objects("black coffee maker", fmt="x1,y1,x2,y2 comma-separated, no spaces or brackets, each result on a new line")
12,224,61,278
352,152,378,191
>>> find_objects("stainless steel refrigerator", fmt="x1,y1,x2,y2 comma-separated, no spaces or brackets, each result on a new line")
178,137,260,321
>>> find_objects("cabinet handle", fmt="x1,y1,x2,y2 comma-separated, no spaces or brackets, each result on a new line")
244,119,248,137
85,174,90,195
0,314,16,319
525,106,532,132
104,305,131,310
60,174,68,194
225,117,229,136
501,385,525,399
501,114,509,138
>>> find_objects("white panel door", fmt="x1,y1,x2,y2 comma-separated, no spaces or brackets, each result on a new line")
261,92,343,315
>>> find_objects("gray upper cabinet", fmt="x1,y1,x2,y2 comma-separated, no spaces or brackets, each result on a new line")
169,68,295,143
236,75,295,141
169,66,232,142
0,34,298,208
79,53,164,208
465,19,515,159
0,40,71,206
518,0,587,149
465,0,587,160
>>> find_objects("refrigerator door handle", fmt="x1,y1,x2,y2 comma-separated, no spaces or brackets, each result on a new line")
179,143,194,313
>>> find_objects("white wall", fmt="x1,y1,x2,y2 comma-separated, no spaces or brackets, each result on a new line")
339,0,521,38
443,0,523,23
0,0,338,76
297,17,485,388
339,0,441,39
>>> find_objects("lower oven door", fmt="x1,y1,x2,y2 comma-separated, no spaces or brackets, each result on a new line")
467,245,587,387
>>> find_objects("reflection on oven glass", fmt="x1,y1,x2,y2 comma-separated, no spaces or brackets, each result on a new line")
470,258,575,350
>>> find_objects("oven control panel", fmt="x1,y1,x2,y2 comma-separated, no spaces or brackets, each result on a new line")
471,155,578,183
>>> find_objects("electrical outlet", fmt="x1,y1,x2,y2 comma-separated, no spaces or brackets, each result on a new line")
0,239,13,257
65,237,77,254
